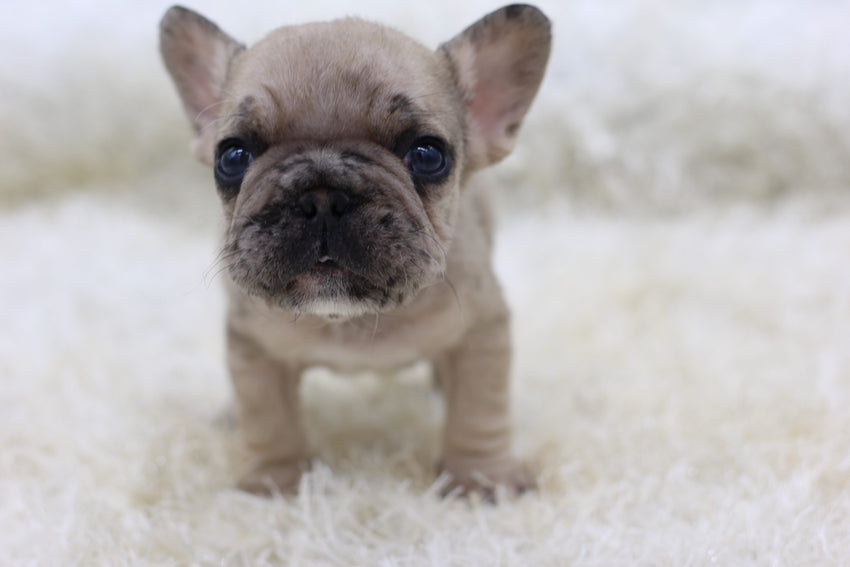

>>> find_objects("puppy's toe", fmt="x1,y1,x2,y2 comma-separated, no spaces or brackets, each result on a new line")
237,459,311,496
437,454,536,501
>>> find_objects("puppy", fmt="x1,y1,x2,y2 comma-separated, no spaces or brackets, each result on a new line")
159,4,550,497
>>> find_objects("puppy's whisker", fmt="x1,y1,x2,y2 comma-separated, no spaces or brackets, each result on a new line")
443,276,464,320
370,312,381,342
203,245,242,286
203,257,237,288
204,265,231,288
193,100,230,132
411,226,449,265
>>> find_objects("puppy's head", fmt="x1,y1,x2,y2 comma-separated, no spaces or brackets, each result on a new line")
160,5,550,318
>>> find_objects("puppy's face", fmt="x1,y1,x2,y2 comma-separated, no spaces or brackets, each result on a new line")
161,6,551,318
214,22,464,318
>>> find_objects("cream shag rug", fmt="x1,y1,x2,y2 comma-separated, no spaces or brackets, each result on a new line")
2,1,850,565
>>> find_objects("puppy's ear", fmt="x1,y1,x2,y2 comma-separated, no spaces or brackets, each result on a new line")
160,6,244,163
441,5,551,170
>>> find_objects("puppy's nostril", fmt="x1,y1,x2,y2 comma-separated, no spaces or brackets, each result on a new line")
295,189,351,220
297,192,319,219
328,190,350,217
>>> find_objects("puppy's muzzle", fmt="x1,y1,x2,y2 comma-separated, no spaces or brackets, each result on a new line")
224,142,445,314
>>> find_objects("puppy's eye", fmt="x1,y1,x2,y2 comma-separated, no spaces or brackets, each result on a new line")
215,142,253,182
404,138,447,177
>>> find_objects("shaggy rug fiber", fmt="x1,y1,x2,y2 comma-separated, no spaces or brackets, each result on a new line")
2,1,850,565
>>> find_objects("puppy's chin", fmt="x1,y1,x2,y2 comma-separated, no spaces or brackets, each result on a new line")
274,267,394,321
299,300,374,322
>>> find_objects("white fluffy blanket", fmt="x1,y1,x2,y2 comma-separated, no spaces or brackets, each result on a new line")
2,1,849,564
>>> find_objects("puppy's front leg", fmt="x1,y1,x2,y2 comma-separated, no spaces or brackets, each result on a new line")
435,313,534,498
227,326,309,495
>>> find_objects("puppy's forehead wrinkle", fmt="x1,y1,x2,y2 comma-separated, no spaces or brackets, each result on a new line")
234,95,259,125
218,21,461,147
222,94,272,139
227,85,443,148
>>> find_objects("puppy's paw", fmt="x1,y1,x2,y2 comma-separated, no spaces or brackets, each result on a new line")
437,454,536,501
237,459,311,496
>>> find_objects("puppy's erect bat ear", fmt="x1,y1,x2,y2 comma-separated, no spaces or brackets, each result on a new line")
160,5,244,163
440,4,551,170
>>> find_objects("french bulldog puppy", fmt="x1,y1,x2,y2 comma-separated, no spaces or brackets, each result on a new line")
160,4,550,497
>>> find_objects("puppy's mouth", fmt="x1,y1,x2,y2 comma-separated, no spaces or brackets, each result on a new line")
304,254,375,283
299,256,367,290
312,255,343,271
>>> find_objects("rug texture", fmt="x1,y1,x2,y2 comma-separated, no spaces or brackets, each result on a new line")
2,1,850,565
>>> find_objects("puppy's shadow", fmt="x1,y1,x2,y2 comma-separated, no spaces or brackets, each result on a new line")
301,364,442,480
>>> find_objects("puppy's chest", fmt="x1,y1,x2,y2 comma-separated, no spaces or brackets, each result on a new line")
303,317,462,371
237,291,467,371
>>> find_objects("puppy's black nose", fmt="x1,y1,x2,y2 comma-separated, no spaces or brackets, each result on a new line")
296,188,351,220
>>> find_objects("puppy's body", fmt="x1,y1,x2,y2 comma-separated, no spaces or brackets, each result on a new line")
160,5,550,497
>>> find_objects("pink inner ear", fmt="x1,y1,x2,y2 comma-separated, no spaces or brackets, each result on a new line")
161,8,242,137
466,42,527,144
184,74,222,132
172,36,230,132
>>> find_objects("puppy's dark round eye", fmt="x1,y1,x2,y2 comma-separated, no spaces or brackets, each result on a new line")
215,142,253,182
405,139,447,176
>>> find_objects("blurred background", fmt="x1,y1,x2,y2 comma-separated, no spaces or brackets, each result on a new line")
3,0,849,215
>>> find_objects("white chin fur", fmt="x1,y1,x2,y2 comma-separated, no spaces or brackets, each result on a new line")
302,300,373,321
